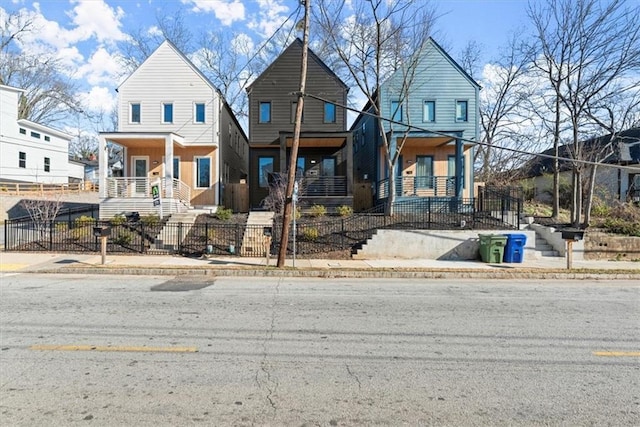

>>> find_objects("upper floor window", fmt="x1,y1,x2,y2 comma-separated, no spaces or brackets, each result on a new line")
44,157,50,172
19,128,26,135
130,103,141,123
194,103,205,123
19,151,26,168
324,102,336,123
44,135,50,141
162,103,173,123
423,100,436,122
391,100,403,122
259,101,271,123
456,100,468,122
31,131,40,139
290,101,305,123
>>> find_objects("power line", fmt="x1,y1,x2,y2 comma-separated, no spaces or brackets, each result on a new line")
300,91,640,173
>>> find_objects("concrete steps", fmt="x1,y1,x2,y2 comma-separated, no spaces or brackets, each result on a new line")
535,236,560,257
240,211,274,256
154,209,203,251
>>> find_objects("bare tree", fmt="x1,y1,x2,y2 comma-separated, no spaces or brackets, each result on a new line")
20,194,63,240
529,0,640,227
1,9,82,125
314,0,437,214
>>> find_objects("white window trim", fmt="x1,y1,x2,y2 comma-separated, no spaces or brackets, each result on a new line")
162,102,174,124
194,156,212,189
129,102,141,124
194,102,206,124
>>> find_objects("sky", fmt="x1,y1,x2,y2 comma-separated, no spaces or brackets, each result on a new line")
2,0,532,133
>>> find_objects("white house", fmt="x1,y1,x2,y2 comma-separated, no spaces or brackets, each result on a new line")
98,40,248,219
0,85,74,184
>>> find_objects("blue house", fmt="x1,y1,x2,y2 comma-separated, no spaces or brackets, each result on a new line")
351,38,480,208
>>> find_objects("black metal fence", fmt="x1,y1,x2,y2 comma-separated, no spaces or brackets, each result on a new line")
4,196,521,256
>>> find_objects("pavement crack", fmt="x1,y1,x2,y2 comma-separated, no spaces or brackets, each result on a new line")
255,278,281,413
346,364,362,391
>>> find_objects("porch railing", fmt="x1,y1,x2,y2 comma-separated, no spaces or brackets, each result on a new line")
377,176,455,199
299,176,347,196
105,177,191,205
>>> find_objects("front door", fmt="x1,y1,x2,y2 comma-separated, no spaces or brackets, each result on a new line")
132,156,148,196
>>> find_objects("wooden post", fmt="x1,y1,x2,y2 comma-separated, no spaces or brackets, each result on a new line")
100,236,107,265
566,240,573,270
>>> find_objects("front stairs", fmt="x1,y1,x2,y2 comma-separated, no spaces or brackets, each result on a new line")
154,209,204,251
240,211,275,256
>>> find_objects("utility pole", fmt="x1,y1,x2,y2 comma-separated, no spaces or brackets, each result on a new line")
277,0,311,267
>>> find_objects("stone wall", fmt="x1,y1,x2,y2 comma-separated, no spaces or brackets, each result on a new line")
585,232,640,261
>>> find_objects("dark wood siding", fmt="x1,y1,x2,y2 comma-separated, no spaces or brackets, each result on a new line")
248,42,348,145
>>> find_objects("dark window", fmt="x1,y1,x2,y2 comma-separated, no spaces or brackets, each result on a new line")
19,128,26,135
290,101,304,123
173,157,180,180
416,156,434,188
259,102,271,123
31,131,40,139
456,100,468,122
163,103,173,123
195,103,205,123
131,103,141,123
44,157,50,172
258,156,274,188
324,102,336,123
391,100,403,122
19,152,26,168
195,157,211,188
44,135,50,141
448,155,466,189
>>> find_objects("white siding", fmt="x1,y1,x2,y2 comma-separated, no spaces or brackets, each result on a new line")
118,42,219,146
0,85,72,184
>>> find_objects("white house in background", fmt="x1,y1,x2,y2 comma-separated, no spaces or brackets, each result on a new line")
98,39,248,219
0,85,73,184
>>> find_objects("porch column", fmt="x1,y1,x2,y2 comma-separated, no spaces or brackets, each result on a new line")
164,135,173,198
98,135,107,198
279,133,287,173
455,137,464,199
346,133,353,197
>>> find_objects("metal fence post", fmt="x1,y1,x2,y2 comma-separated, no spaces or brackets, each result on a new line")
141,222,145,253
236,224,241,255
178,222,183,254
341,218,345,249
49,220,53,251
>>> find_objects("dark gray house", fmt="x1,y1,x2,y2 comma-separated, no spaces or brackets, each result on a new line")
246,39,354,210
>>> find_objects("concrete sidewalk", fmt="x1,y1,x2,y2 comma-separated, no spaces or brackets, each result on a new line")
1,251,638,279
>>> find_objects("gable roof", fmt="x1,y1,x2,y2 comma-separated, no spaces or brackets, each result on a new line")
425,37,481,89
246,38,348,92
117,39,217,92
522,127,640,177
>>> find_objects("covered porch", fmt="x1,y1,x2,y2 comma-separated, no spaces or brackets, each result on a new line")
377,131,475,202
98,132,209,219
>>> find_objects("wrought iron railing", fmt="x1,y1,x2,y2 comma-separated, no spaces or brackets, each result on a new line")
5,196,522,255
377,176,456,198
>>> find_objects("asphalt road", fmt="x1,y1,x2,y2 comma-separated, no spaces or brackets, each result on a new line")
1,274,638,426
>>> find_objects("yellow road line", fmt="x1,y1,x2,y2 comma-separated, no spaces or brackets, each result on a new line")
30,344,198,353
593,351,640,357
0,264,27,271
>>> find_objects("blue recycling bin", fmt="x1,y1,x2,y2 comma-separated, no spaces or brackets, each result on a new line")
503,234,527,263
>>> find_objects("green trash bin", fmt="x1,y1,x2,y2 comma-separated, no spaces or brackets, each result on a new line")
479,234,508,263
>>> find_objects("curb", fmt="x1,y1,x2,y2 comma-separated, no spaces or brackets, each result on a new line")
23,265,640,280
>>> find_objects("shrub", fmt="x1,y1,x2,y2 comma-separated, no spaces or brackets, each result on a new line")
110,214,126,226
336,205,353,217
74,215,94,227
301,226,319,242
71,226,91,240
113,230,135,246
215,207,233,221
140,214,160,226
54,222,68,232
591,202,611,218
309,204,327,217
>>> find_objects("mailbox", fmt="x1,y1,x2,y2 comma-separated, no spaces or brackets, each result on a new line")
561,229,584,241
93,226,111,237
263,226,272,237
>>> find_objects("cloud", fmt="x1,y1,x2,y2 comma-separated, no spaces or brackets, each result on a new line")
66,0,126,43
79,85,116,114
182,0,245,26
247,0,290,37
77,47,122,85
